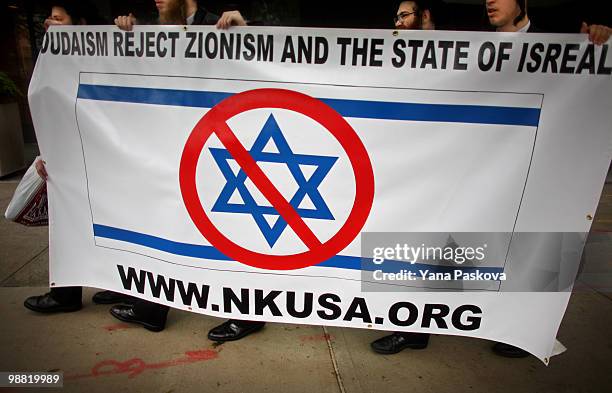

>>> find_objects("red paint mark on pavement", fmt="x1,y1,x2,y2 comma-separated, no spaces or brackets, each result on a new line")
102,323,133,331
300,333,334,342
64,349,219,380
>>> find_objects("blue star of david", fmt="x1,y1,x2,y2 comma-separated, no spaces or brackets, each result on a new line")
209,114,338,247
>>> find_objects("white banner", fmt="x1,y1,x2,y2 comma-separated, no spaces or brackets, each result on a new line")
28,26,612,363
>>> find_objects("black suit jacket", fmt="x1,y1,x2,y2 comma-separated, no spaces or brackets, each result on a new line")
192,6,219,25
526,22,544,33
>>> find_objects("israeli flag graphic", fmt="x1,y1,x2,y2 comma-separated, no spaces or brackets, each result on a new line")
75,72,541,290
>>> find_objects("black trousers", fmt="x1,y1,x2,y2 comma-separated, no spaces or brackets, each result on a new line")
50,286,82,304
133,299,170,322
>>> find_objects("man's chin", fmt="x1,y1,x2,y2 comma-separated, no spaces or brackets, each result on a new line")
489,16,509,27
488,17,505,28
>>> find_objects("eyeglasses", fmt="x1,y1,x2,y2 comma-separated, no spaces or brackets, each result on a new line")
394,10,417,23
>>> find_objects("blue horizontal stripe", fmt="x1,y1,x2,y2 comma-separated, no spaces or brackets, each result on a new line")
322,98,540,126
77,84,540,127
93,224,504,275
78,84,232,109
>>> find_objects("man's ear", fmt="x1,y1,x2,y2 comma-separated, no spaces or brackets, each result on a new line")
422,9,433,29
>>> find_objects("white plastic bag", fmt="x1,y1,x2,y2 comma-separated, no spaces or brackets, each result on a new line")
4,160,48,226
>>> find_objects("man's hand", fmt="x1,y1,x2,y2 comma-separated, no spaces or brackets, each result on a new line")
43,18,63,31
34,159,48,181
216,11,247,29
581,22,612,45
115,13,137,31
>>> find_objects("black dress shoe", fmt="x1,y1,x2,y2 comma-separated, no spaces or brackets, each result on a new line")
109,304,166,332
371,332,430,354
92,290,136,305
23,292,82,313
207,319,266,342
492,342,529,358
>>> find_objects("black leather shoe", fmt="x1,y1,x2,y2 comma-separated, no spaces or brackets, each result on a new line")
207,319,266,342
23,292,82,313
492,342,529,358
371,332,429,354
109,304,166,332
92,290,136,305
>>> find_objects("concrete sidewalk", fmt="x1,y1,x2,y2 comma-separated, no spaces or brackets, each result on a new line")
1,180,611,393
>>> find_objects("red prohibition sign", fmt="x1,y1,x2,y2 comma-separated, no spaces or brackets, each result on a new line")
179,88,374,270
